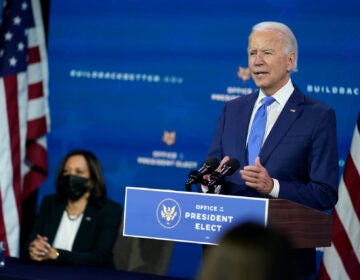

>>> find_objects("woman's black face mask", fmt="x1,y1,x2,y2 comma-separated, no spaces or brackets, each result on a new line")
59,175,89,201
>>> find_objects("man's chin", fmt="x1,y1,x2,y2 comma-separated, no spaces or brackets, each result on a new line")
253,80,269,89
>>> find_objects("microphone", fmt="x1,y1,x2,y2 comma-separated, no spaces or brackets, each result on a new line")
185,157,220,191
207,158,240,193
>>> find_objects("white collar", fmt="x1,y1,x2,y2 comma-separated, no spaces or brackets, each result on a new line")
258,79,294,107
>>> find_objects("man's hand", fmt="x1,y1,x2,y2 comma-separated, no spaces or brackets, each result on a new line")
240,157,274,194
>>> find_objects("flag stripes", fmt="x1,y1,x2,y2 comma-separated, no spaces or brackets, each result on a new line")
320,114,360,280
0,0,49,257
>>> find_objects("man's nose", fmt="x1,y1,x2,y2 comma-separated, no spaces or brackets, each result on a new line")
254,54,264,65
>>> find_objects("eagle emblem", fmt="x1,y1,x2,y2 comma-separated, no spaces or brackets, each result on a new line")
237,66,251,81
161,204,177,223
156,199,181,229
162,130,176,146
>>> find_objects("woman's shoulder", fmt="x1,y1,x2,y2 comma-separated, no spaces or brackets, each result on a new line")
102,198,122,212
37,194,65,213
40,193,61,204
93,198,122,225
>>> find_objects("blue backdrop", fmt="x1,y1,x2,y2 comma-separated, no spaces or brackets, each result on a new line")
42,0,359,278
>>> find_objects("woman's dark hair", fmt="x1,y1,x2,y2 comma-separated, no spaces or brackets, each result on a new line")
55,149,107,207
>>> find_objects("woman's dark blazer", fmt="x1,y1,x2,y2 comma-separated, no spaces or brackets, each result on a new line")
24,194,122,268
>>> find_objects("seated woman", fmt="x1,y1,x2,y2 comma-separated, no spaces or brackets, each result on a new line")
24,150,122,268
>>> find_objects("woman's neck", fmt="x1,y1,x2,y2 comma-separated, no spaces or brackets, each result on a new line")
66,194,89,216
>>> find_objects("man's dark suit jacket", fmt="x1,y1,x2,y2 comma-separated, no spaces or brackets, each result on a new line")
207,86,339,277
207,86,339,211
24,194,122,268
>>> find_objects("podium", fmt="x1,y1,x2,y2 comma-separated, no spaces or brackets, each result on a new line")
267,199,332,248
123,187,332,249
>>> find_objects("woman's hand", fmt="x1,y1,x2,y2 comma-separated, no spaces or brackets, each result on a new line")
29,235,58,261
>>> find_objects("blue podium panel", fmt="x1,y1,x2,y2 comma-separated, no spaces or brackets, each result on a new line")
123,187,268,245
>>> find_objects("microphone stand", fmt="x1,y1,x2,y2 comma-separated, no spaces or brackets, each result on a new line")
186,178,210,193
207,185,215,194
185,182,192,192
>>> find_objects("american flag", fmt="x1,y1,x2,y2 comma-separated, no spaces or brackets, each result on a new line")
0,0,49,257
319,113,360,279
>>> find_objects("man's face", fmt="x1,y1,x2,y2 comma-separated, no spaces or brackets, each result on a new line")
248,29,295,95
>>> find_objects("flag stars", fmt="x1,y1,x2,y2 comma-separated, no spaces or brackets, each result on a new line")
5,31,13,41
9,56,17,67
18,42,25,51
13,16,22,26
22,2,28,11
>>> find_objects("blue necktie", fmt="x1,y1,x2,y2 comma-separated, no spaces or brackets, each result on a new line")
247,96,275,165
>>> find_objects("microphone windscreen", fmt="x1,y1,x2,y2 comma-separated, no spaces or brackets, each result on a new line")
204,157,220,170
224,158,240,176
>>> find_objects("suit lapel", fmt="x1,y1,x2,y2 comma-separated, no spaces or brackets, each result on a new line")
240,93,258,165
72,204,97,250
47,199,66,244
260,89,305,163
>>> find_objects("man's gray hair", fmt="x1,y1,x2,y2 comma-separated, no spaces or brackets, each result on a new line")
251,21,298,72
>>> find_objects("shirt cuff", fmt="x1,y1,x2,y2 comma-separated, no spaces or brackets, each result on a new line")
269,179,279,197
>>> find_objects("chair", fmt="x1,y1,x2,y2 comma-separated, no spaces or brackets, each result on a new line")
113,217,175,276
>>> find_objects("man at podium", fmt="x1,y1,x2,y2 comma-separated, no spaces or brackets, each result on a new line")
202,21,339,279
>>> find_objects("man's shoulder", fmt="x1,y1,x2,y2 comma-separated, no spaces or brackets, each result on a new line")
302,94,334,113
292,87,334,112
226,93,257,106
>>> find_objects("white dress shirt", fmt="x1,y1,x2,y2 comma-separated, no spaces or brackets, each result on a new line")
249,79,294,197
52,210,83,251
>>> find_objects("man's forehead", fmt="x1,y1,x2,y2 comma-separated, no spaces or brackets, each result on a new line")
248,31,285,47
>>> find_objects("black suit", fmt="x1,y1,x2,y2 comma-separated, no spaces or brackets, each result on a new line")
24,195,122,268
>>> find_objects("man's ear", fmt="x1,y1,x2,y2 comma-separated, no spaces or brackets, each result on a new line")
287,52,296,72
